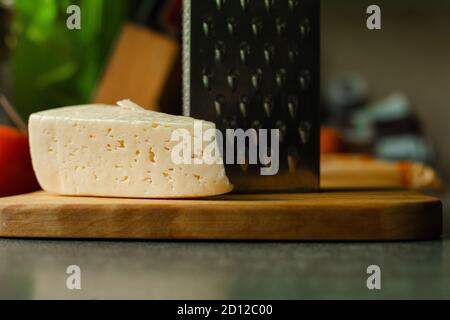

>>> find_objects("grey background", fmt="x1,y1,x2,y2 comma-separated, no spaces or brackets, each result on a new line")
322,0,450,179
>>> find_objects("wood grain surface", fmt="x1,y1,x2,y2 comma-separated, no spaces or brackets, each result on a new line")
0,191,442,241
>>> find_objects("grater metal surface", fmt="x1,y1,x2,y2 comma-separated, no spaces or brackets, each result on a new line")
183,0,320,192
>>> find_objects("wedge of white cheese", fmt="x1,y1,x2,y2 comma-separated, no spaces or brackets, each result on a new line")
29,100,233,198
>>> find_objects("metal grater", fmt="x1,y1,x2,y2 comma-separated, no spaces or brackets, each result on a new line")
183,0,320,192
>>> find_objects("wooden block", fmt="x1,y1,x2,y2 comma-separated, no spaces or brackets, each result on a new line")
0,191,442,241
94,23,180,112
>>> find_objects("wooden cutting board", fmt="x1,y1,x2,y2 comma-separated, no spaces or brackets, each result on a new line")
0,191,442,241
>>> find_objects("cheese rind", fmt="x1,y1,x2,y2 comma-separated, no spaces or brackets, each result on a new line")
29,100,233,198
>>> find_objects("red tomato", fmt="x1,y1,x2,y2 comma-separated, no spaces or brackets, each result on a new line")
0,126,40,197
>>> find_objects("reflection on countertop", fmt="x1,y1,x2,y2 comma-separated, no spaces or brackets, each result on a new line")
0,239,448,299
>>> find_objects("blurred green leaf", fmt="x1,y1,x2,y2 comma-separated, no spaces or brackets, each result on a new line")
12,0,128,116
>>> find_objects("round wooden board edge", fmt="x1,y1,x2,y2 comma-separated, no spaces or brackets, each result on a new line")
0,191,443,241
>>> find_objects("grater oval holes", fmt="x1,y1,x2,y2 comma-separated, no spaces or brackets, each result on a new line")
276,18,287,37
299,70,312,91
252,18,263,37
300,18,311,40
299,121,312,145
202,17,213,37
227,17,236,36
214,41,226,63
215,0,226,10
264,0,274,11
252,69,263,91
202,68,212,91
288,46,299,63
263,44,275,65
227,70,239,92
288,96,299,119
276,69,287,89
239,42,251,64
289,0,299,11
240,0,249,11
239,96,250,119
276,120,288,143
263,96,274,118
214,95,226,118
252,120,263,131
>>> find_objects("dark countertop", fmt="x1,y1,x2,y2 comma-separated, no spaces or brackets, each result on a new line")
0,192,449,300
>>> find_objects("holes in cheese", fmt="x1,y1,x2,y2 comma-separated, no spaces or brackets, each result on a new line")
29,100,233,198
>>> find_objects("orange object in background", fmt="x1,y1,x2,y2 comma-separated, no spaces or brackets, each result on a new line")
321,153,444,191
320,126,343,154
0,126,40,197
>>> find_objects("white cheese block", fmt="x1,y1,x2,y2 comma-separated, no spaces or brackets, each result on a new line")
29,100,233,198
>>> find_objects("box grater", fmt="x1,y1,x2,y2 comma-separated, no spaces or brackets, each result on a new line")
183,0,320,192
